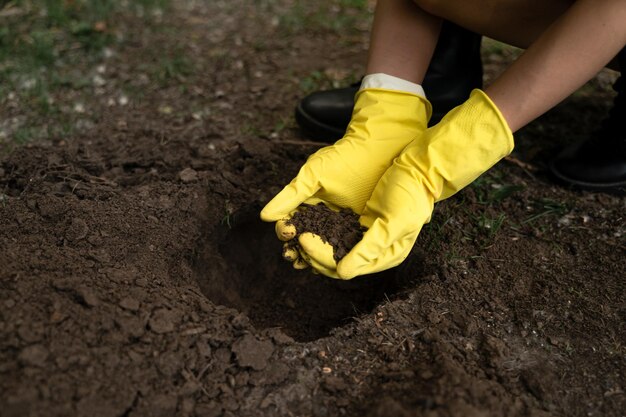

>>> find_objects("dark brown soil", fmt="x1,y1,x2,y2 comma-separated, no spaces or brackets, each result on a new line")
1,2,625,417
289,202,366,261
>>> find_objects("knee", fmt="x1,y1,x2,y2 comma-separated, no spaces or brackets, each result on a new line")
411,0,448,17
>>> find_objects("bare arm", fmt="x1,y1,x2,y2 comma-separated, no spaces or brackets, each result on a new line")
485,0,626,132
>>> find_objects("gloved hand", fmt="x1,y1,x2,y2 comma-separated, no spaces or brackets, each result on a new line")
300,89,515,279
261,87,432,274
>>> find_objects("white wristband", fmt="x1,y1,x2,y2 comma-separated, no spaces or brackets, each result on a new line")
360,73,426,98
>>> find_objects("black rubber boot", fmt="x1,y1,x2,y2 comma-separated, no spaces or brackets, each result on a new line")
295,21,483,142
549,49,626,192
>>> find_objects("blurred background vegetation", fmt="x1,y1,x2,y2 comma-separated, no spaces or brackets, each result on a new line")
0,0,170,146
0,0,168,81
0,0,374,150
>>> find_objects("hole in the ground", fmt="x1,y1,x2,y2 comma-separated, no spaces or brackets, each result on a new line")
194,208,427,342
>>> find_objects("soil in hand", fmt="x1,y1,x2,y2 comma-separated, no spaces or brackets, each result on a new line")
288,202,366,261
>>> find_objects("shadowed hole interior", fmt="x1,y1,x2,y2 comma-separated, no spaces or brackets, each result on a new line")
194,209,426,342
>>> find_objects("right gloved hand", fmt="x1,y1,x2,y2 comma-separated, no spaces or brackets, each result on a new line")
334,89,515,279
261,87,432,272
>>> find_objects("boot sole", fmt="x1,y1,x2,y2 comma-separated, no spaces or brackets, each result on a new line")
549,160,626,194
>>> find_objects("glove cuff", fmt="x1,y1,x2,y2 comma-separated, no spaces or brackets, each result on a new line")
351,87,433,128
360,73,426,99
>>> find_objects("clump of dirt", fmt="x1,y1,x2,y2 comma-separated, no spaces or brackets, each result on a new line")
289,202,366,260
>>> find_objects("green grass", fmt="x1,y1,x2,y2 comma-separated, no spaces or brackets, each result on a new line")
1,2,111,71
154,49,194,85
487,184,525,204
522,198,570,225
298,69,361,94
477,212,506,237
277,0,371,34
0,0,169,147
454,172,525,244
1,0,169,75
299,70,328,94
469,170,525,206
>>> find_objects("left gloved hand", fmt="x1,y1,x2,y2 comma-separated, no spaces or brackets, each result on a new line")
300,89,515,279
261,87,432,276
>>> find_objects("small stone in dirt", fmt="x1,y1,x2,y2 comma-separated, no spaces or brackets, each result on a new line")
77,286,99,307
116,316,145,339
196,339,212,357
156,351,183,377
179,168,199,183
322,376,347,393
119,297,140,311
288,203,366,261
37,197,69,220
251,362,290,386
231,312,250,329
180,397,195,415
231,334,274,370
149,308,181,334
18,344,49,367
148,395,178,416
266,328,295,345
65,218,89,242
17,324,44,343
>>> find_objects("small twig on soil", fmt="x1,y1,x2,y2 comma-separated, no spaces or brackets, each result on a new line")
196,363,212,381
47,170,118,187
503,155,539,180
504,155,538,171
183,366,212,398
374,317,396,344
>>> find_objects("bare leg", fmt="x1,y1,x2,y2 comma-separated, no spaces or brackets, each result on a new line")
414,0,625,131
366,0,442,84
415,0,573,49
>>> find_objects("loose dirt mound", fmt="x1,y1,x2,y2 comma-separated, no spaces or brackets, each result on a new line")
1,127,625,416
1,1,624,416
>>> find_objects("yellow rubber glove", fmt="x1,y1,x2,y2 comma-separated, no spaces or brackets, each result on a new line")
301,89,515,279
260,88,432,273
